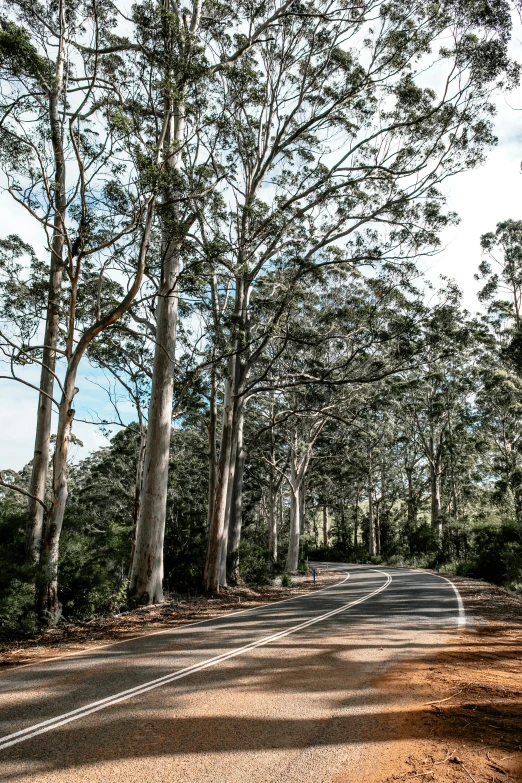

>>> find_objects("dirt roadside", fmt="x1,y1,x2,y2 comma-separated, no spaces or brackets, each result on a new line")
333,575,522,783
0,571,339,669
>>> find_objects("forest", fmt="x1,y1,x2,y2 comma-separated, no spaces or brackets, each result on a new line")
0,0,521,639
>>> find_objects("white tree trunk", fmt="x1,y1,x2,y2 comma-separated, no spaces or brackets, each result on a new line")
218,376,237,586
286,448,301,572
203,361,235,592
227,397,245,584
129,104,184,604
322,505,329,547
26,4,67,565
38,370,77,622
268,472,278,561
430,462,442,538
368,468,377,557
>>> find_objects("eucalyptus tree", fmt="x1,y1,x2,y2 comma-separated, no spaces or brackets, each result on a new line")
0,0,95,565
196,0,514,590
0,0,160,620
477,220,522,328
118,0,299,604
400,288,478,538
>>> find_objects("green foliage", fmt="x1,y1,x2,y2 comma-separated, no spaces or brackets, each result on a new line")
0,20,51,84
236,542,276,586
407,524,439,557
456,523,522,586
0,505,37,640
163,427,209,592
281,573,293,588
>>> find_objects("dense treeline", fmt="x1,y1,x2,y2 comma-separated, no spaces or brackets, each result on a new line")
0,0,521,636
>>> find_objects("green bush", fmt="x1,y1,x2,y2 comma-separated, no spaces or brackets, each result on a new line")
281,573,293,587
455,560,477,578
455,523,522,586
0,578,38,638
237,541,275,585
0,505,39,640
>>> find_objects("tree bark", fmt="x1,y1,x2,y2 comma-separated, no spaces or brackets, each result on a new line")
203,359,235,592
207,358,218,529
268,467,278,561
204,271,248,592
218,388,238,587
129,425,147,578
286,442,300,572
227,396,245,584
37,369,77,622
428,434,443,538
128,99,184,604
322,505,329,547
353,485,360,549
406,468,418,529
368,459,377,557
375,501,381,556
286,486,301,572
26,4,67,565
36,115,156,622
429,461,442,538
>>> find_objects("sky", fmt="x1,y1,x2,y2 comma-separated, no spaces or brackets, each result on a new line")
419,24,522,309
1,20,522,472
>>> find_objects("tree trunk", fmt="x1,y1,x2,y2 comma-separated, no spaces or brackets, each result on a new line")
36,157,155,623
129,426,147,578
207,358,218,529
340,496,346,548
375,502,381,556
129,104,183,604
322,505,329,547
218,384,237,588
227,397,245,584
38,368,78,621
268,468,278,561
429,461,442,538
353,485,360,549
26,13,67,565
203,361,235,593
368,466,377,557
286,448,301,572
286,485,301,572
406,469,418,529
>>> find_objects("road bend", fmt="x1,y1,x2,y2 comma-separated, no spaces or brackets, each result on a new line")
0,565,464,783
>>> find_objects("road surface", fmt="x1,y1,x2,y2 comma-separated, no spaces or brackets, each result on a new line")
0,565,464,783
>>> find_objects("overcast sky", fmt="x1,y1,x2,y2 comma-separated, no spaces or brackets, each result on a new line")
2,22,522,472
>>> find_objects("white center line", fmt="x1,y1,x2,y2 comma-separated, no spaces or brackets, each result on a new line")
0,570,391,752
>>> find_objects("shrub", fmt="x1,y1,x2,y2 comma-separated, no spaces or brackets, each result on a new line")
0,506,38,640
456,523,522,586
281,573,293,587
237,541,275,585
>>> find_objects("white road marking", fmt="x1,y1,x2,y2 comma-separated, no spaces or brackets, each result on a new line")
313,563,466,629
433,574,466,628
0,570,391,752
1,571,350,674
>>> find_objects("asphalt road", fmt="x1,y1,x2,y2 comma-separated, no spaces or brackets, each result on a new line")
0,565,464,783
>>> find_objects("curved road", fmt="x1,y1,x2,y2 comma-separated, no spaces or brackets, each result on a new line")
0,565,464,783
